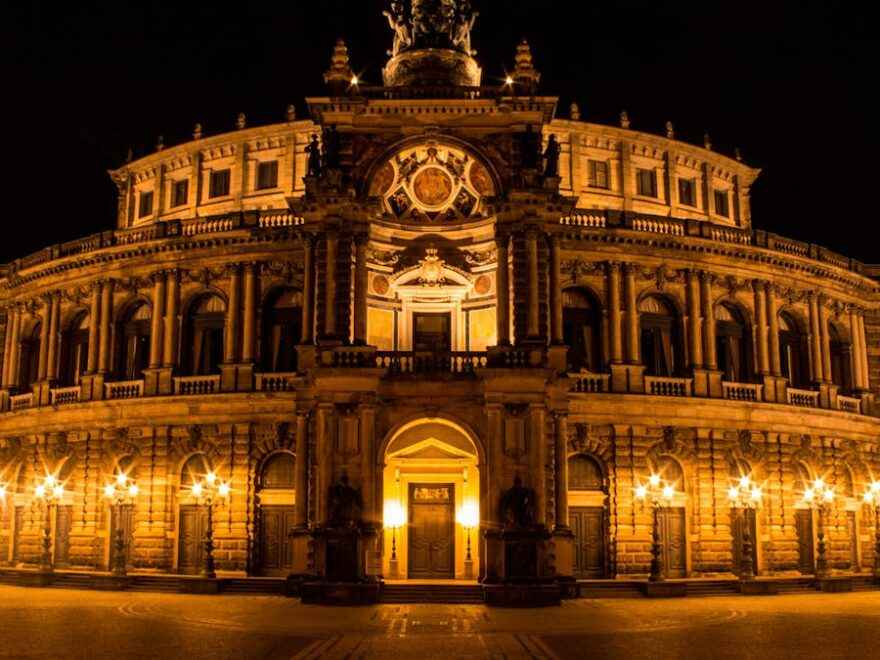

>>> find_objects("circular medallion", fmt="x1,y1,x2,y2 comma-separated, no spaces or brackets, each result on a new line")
474,275,492,295
412,167,454,207
372,275,390,296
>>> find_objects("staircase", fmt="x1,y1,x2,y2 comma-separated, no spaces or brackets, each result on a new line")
774,577,817,594
851,576,880,592
221,578,285,595
684,580,742,597
380,583,484,604
577,580,642,598
129,575,182,593
47,572,94,590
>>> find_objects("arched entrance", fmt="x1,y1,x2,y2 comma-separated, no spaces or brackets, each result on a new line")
256,452,296,576
567,453,608,578
381,418,481,581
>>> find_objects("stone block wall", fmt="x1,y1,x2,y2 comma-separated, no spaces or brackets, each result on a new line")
866,307,880,397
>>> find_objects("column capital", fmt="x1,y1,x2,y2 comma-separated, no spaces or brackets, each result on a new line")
606,260,621,273
149,270,167,285
751,278,768,292
699,269,715,285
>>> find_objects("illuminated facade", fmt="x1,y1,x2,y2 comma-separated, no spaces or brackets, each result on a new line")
0,2,879,593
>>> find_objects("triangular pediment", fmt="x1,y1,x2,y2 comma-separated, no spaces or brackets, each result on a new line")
390,437,474,461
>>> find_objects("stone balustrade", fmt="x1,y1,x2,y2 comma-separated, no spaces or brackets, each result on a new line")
104,380,144,400
49,385,81,406
9,392,33,411
173,375,220,396
837,395,862,414
645,375,693,397
722,381,763,402
569,370,610,393
787,387,821,408
255,373,300,392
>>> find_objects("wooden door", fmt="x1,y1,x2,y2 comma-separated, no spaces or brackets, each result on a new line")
659,507,686,578
109,504,135,570
846,511,858,570
795,509,815,574
178,505,207,575
11,506,23,563
570,507,606,578
731,507,759,576
408,484,454,579
54,505,72,567
260,505,296,575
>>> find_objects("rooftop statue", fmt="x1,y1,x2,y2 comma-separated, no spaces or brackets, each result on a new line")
384,0,478,55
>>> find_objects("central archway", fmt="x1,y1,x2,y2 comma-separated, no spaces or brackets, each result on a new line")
381,417,482,581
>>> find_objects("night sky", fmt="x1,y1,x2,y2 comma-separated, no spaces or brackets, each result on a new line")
4,1,876,264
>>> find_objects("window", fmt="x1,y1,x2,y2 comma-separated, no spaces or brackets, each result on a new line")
184,295,226,375
60,312,90,386
256,160,279,190
261,288,302,373
714,189,729,217
588,160,609,189
636,168,657,197
116,302,151,380
171,179,189,207
563,288,602,372
639,295,682,377
209,169,231,198
678,178,696,207
138,191,153,218
715,303,753,383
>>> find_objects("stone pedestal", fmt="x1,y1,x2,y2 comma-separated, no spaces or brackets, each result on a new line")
296,345,318,371
79,373,105,401
143,367,173,396
301,525,381,605
482,527,560,607
383,48,482,87
610,363,646,394
818,382,839,409
816,576,853,593
547,345,568,373
220,364,254,392
763,375,788,403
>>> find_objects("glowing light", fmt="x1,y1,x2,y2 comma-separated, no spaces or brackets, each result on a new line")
457,502,479,529
103,484,116,499
739,475,751,489
205,472,217,486
350,75,359,86
217,482,231,499
384,500,405,529
662,485,675,500
44,475,56,488
871,481,880,493
0,485,6,500
116,473,128,486
823,488,834,503
750,487,762,502
52,485,64,499
813,478,825,491
191,482,203,498
128,484,139,498
803,488,815,503
505,76,514,85
864,491,875,504
728,487,740,502
648,474,661,488
35,484,46,498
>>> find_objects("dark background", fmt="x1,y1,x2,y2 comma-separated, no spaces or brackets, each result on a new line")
3,1,876,263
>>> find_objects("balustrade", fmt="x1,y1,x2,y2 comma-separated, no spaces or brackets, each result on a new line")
645,375,693,397
173,375,220,395
50,386,81,406
255,372,300,392
722,381,763,402
104,380,144,400
569,370,610,393
9,392,33,411
837,395,862,414
375,351,488,375
787,387,820,408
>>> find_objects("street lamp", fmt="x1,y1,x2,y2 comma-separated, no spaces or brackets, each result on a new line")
103,472,139,577
34,475,65,574
802,477,835,578
728,475,762,580
457,501,479,579
862,480,880,579
634,473,676,582
189,472,230,579
384,499,405,579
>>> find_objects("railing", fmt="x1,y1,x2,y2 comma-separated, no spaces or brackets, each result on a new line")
104,380,144,400
722,381,763,402
569,370,610,393
330,348,378,368
255,372,300,392
173,375,220,395
50,386,81,406
837,395,862,414
259,211,304,228
375,351,488,375
630,217,685,236
181,216,236,237
645,376,693,397
9,393,33,411
560,211,606,228
787,387,820,408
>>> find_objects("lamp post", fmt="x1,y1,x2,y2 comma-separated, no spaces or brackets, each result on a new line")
457,501,479,580
862,480,880,579
190,472,230,579
802,477,835,578
34,475,65,574
634,473,676,582
383,499,405,579
728,475,762,580
103,473,139,577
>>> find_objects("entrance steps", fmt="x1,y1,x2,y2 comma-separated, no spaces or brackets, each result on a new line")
380,582,484,604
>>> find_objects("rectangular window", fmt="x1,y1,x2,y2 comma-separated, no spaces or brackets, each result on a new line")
636,168,657,198
678,178,696,207
714,189,730,217
138,191,153,218
209,169,231,198
256,160,279,190
587,160,609,189
171,179,189,207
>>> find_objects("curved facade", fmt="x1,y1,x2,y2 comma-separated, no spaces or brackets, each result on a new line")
1,4,878,585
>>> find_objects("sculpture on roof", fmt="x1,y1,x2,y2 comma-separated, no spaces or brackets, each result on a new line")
383,0,478,55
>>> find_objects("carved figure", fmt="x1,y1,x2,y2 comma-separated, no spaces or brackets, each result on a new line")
500,475,537,528
412,0,456,48
305,134,322,178
328,474,363,526
383,1,413,56
451,1,478,55
543,134,561,178
323,125,341,170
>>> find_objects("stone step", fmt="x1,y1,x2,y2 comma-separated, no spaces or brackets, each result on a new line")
221,579,285,594
380,584,484,603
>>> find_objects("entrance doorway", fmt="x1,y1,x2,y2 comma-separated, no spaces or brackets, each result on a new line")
570,507,606,578
178,504,208,575
795,509,815,574
408,483,455,579
413,313,451,352
54,505,73,567
731,507,759,577
845,510,858,570
659,507,686,578
109,504,134,571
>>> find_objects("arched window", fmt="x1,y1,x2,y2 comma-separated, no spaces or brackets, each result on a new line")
779,312,810,388
715,303,753,382
116,302,151,380
260,289,302,373
568,454,604,490
59,312,90,386
563,288,602,372
183,295,225,376
655,456,685,491
18,322,41,391
794,462,813,494
729,458,752,483
828,322,853,393
180,453,212,488
639,296,682,377
260,453,296,489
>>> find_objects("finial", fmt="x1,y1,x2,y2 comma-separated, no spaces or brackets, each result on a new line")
511,38,541,94
156,135,164,152
570,103,581,121
735,147,743,162
665,121,674,139
703,131,712,150
286,105,296,122
193,123,203,140
125,147,133,163
324,38,354,94
619,110,630,129
236,113,246,130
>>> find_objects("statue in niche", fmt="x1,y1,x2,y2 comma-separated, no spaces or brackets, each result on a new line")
500,475,537,529
322,125,341,171
520,125,542,171
305,134,322,178
450,0,478,55
383,1,413,56
543,134,561,178
327,474,363,527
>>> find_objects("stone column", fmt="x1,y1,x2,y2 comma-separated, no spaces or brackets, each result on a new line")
856,312,870,391
808,292,823,382
148,274,165,369
241,264,257,363
2,308,14,387
554,412,569,530
98,280,113,373
294,411,310,526
86,285,100,374
37,296,51,381
818,297,832,384
353,235,369,345
687,270,703,369
7,308,21,388
486,404,505,525
359,404,376,523
495,235,510,346
526,230,540,338
45,294,60,381
549,235,564,345
701,271,717,370
608,262,623,364
300,235,315,344
163,270,180,367
224,265,241,364
767,284,781,376
324,233,338,339
624,264,640,363
753,280,769,375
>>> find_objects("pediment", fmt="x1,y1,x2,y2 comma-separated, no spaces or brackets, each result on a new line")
390,437,475,461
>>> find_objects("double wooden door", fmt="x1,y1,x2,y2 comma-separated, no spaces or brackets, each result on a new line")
658,507,686,578
109,504,135,570
570,507,606,578
731,507,759,576
178,505,208,575
260,505,296,575
408,484,454,579
54,505,72,567
795,509,815,574
845,511,859,570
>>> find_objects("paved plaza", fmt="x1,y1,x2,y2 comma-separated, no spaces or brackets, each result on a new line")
0,586,878,659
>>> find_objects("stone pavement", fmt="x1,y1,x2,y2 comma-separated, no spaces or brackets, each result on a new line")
0,586,877,659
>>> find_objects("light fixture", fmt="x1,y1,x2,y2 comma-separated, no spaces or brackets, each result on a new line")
192,482,203,498
0,484,6,500
350,74,359,86
803,488,815,503
727,486,740,501
457,502,479,530
217,482,230,499
505,75,514,85
813,478,825,491
35,484,46,498
750,487,762,502
103,484,116,499
205,472,217,486
635,485,648,500
648,474,661,488
739,475,751,489
871,480,880,494
128,484,139,498
662,485,675,500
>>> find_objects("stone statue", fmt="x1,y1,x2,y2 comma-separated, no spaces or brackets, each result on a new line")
520,125,542,171
328,474,363,527
450,0,478,55
411,0,457,49
500,475,537,529
322,125,341,171
543,134,560,178
383,1,412,56
305,134,322,178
